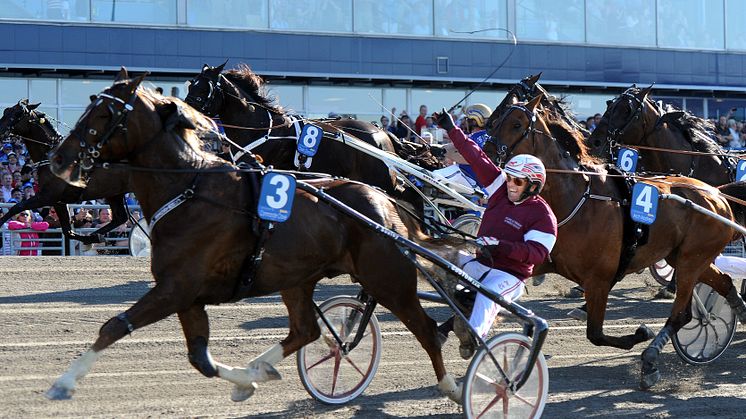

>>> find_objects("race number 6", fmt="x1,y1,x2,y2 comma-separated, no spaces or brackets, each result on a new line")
737,159,746,182
617,148,639,172
258,172,296,222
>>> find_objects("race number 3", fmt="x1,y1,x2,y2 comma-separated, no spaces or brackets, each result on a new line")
297,124,322,157
737,159,746,182
630,182,659,225
617,148,639,172
257,173,296,222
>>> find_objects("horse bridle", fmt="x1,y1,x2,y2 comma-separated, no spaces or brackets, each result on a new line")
187,72,225,116
487,104,538,165
599,90,649,159
75,88,139,171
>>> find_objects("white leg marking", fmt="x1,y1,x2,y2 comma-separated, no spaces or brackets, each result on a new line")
437,374,463,404
45,350,100,400
218,344,286,403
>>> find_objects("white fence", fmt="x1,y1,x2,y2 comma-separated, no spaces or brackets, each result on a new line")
0,203,143,256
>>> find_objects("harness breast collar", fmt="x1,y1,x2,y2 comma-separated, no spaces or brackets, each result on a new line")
231,113,302,163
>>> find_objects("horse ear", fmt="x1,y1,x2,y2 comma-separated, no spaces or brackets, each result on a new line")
89,95,97,103
156,101,197,132
526,93,544,112
114,67,129,83
28,102,41,110
202,63,210,73
527,72,542,85
639,84,654,100
19,98,29,106
217,59,228,72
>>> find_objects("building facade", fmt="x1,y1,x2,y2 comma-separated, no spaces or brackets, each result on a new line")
2,0,746,132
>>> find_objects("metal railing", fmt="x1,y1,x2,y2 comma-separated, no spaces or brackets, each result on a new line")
0,202,142,256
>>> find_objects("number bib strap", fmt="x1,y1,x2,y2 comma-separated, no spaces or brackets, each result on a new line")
257,172,296,222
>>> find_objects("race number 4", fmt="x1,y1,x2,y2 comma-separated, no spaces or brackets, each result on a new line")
617,147,639,172
737,159,746,182
257,172,296,222
630,182,659,225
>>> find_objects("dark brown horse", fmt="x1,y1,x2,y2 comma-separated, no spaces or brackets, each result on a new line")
183,63,442,199
45,72,465,403
589,85,732,186
0,99,132,245
488,95,746,389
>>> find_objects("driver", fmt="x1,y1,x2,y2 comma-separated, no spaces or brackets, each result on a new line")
434,108,558,358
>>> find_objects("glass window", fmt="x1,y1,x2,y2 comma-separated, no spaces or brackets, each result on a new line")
186,0,268,29
267,85,304,114
725,0,746,50
410,88,465,117
383,88,407,118
91,0,177,25
306,86,382,118
563,93,615,121
354,0,432,36
516,0,584,42
60,107,86,135
0,0,89,21
657,0,724,50
708,98,746,120
686,98,704,117
0,79,28,105
270,0,352,33
586,0,655,47
60,79,112,106
29,79,57,105
465,90,508,112
434,0,507,39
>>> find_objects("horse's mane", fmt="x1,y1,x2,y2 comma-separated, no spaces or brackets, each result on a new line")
223,64,284,114
542,110,601,166
659,107,722,155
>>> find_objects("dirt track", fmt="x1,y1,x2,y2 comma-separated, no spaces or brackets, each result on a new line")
0,257,745,418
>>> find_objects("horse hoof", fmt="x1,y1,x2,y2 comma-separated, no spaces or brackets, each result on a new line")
640,369,660,390
437,375,463,404
531,274,546,286
45,384,73,400
635,324,656,341
566,286,585,299
653,286,676,300
231,382,258,402
566,307,587,322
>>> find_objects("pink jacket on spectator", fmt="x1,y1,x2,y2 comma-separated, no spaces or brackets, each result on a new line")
8,220,49,256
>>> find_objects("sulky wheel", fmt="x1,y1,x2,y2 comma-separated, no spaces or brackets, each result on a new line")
127,218,151,257
452,213,481,237
462,333,548,419
649,259,674,286
672,283,737,365
296,296,381,405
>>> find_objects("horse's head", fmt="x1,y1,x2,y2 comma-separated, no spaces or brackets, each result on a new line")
185,61,227,116
50,68,150,187
589,85,656,158
486,94,549,165
0,99,42,138
486,73,542,132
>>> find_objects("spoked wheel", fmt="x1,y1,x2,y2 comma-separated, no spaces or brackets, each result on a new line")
672,283,737,365
649,259,674,286
297,296,381,405
452,214,481,236
463,333,548,419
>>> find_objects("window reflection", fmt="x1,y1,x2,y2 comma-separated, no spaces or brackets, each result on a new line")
186,0,268,29
516,0,584,42
657,0,724,49
726,0,746,50
91,0,176,24
586,0,655,47
354,0,432,36
0,0,89,21
434,0,507,39
270,0,352,32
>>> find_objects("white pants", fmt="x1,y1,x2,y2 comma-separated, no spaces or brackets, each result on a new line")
457,251,525,338
715,255,746,279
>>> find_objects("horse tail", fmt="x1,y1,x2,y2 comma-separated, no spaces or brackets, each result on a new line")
718,181,746,229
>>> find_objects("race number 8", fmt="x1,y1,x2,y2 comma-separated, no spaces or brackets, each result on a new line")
302,126,320,148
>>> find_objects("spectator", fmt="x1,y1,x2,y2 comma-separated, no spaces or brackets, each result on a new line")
1,173,13,202
415,104,428,134
91,208,128,254
10,188,22,202
727,119,743,149
11,171,22,188
4,153,21,175
379,115,393,132
92,208,112,228
392,114,414,141
0,143,12,163
585,116,595,132
72,209,93,229
41,207,63,256
155,86,164,95
22,183,35,200
7,210,49,256
715,115,730,146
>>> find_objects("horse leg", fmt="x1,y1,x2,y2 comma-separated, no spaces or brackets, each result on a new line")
45,283,191,400
178,304,218,378
584,284,655,350
227,284,320,402
54,203,100,245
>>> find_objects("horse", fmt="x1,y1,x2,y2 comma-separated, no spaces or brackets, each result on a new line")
0,99,132,245
588,85,732,186
45,71,466,403
183,63,442,206
487,94,746,389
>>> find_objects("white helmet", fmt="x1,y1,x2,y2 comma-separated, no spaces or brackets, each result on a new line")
464,103,493,128
504,154,546,197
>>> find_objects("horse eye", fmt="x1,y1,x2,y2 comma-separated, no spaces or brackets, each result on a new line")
513,122,521,129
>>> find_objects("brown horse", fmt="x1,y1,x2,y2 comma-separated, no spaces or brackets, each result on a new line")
487,94,746,389
0,99,132,245
45,72,465,403
589,86,731,185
